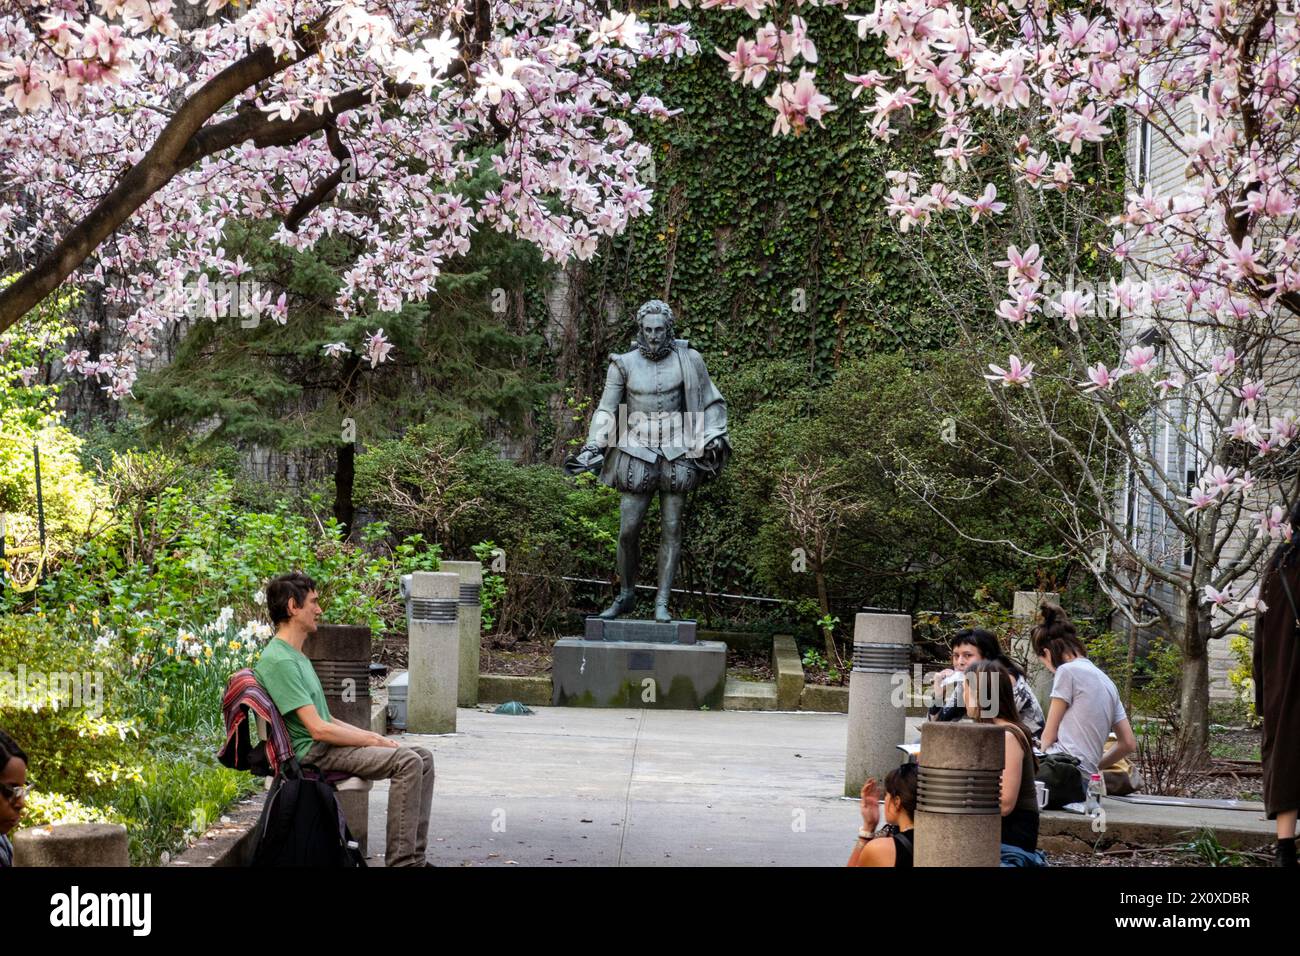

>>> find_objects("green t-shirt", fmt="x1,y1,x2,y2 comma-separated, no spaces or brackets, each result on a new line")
254,637,332,761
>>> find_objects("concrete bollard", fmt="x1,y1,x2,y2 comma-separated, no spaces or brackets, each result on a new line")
14,822,130,866
304,623,374,855
334,777,373,857
440,560,484,708
406,571,460,734
845,612,912,797
306,624,373,731
914,721,1005,867
1012,590,1058,706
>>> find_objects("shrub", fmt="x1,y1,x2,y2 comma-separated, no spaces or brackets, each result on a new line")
32,466,440,638
0,614,142,802
1225,632,1260,726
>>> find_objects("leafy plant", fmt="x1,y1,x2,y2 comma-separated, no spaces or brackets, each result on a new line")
1225,632,1261,728
1176,828,1254,867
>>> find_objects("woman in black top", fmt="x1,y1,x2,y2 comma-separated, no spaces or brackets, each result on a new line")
964,660,1040,853
847,763,917,867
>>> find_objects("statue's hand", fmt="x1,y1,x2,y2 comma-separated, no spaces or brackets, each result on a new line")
565,443,605,477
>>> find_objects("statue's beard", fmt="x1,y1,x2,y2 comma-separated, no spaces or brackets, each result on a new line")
637,334,674,361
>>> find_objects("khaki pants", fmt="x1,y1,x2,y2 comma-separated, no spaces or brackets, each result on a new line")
304,741,435,867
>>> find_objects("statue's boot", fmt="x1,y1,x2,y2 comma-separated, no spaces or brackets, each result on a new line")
599,591,638,620
655,520,680,624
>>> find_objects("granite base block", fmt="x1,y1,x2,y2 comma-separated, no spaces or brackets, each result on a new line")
583,617,698,644
553,638,725,709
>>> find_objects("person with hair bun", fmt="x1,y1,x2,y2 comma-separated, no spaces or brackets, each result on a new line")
847,763,917,867
1033,603,1136,778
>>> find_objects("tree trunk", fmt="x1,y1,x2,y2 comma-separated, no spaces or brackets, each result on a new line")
333,352,360,538
1123,618,1138,712
1179,601,1212,763
333,441,355,537
813,559,838,666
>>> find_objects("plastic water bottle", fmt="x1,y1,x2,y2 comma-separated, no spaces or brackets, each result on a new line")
1085,773,1104,816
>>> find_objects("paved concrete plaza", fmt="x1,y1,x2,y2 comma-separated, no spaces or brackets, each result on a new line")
363,707,1274,866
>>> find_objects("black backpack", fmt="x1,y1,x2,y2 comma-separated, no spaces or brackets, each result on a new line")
251,761,366,867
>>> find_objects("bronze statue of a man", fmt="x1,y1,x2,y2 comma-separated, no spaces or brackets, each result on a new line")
566,300,731,622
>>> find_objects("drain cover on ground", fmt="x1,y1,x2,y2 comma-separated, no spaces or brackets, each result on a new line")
493,701,534,715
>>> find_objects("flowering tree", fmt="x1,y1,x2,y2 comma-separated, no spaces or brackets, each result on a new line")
741,0,1298,754
5,0,1300,746
0,0,701,395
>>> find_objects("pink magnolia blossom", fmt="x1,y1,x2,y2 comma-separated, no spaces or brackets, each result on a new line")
1260,506,1294,542
1079,363,1126,393
764,70,835,136
995,295,1035,326
1233,379,1265,409
1053,103,1112,154
1122,345,1157,375
364,329,395,368
1223,235,1261,280
717,37,772,88
960,183,1006,223
1053,289,1094,332
1270,415,1299,446
843,71,887,98
994,244,1043,288
1203,466,1238,496
1206,348,1239,385
1015,152,1051,188
1201,584,1234,607
1225,417,1257,442
1154,374,1183,398
1233,588,1268,615
985,355,1034,388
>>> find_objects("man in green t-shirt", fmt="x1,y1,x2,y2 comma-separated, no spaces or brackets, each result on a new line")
254,572,435,867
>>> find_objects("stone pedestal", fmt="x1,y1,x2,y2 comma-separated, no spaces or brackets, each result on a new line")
553,636,725,709
1012,590,1059,707
914,721,1005,867
406,571,460,734
845,613,912,797
305,624,372,730
441,560,484,708
14,823,130,866
583,617,697,644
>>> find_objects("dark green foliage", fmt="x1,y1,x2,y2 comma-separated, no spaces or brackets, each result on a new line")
548,9,967,394
135,197,554,488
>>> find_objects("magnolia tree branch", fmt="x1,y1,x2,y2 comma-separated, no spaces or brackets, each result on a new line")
0,18,338,330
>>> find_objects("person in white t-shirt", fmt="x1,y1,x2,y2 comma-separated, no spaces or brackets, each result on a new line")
1032,603,1136,777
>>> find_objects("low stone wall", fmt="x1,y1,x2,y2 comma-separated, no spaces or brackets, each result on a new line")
772,635,804,710
169,791,266,867
800,683,848,713
478,673,553,706
698,629,773,653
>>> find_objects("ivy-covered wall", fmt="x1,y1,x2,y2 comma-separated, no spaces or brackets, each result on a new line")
542,8,960,409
